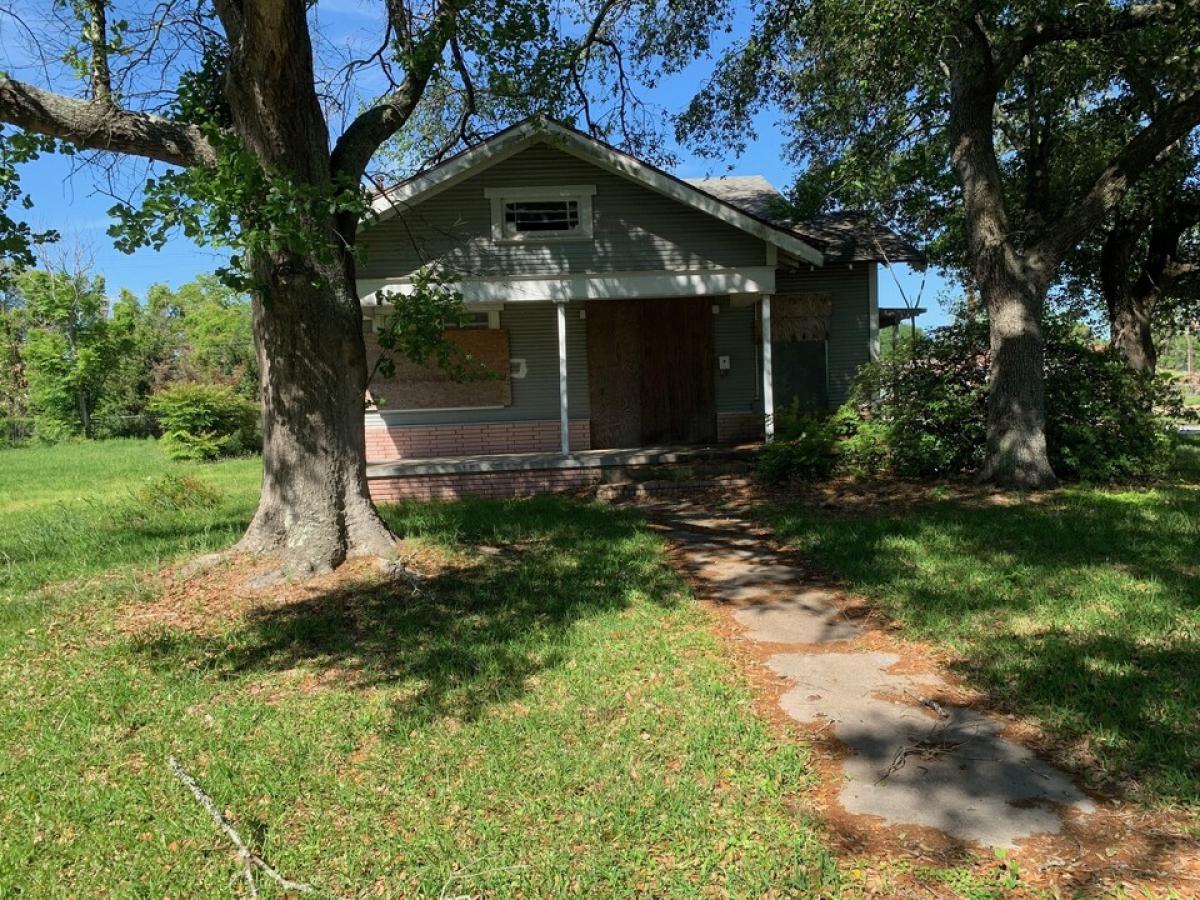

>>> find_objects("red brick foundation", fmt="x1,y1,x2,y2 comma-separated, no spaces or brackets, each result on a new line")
369,467,602,502
717,412,765,444
365,418,591,462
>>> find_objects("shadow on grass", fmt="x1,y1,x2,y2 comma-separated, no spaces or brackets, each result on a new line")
764,484,1200,804
135,497,685,729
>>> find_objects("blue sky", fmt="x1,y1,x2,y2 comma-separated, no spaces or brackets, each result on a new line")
8,2,954,325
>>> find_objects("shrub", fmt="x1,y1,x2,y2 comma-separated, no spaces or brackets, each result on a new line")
758,415,838,485
839,315,1182,483
134,473,222,512
0,416,36,448
148,383,259,461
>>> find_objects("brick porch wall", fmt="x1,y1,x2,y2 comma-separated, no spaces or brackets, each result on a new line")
717,412,765,444
365,419,592,462
369,467,602,503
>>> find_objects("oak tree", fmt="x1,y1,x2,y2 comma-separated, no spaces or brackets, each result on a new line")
676,0,1200,487
1,0,633,572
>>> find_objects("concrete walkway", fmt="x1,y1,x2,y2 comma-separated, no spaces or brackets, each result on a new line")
647,499,1096,850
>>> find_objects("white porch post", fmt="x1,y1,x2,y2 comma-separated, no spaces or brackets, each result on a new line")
556,300,570,455
761,294,774,443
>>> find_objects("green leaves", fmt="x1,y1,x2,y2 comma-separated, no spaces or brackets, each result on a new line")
106,130,370,294
371,267,496,384
0,129,60,281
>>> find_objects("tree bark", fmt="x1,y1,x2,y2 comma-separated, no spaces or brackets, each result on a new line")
1108,291,1157,372
1099,195,1200,373
217,0,395,573
236,261,394,573
1099,210,1157,372
975,263,1058,489
948,41,1058,489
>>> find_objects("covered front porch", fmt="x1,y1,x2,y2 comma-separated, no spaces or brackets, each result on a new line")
359,284,786,464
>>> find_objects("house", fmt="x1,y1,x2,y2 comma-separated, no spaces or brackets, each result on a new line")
356,118,921,501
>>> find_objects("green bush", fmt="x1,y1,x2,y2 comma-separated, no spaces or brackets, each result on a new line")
148,383,259,461
757,415,838,485
839,315,1183,482
0,417,36,448
133,473,222,512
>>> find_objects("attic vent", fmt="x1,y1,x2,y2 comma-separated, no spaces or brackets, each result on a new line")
505,199,580,233
485,185,595,242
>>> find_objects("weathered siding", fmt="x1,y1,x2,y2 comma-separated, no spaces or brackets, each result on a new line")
775,265,873,406
358,143,767,280
714,299,759,414
369,302,589,428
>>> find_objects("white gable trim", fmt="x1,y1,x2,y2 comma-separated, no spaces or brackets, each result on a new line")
368,119,824,266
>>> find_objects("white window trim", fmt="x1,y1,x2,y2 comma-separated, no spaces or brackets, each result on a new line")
483,184,595,242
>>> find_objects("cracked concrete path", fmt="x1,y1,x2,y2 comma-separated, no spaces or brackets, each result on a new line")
647,499,1096,850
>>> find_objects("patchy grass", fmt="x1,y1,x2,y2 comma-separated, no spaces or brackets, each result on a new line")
0,442,842,895
0,440,260,644
763,438,1200,809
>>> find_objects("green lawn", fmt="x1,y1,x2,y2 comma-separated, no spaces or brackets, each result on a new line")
0,440,843,895
6,438,1195,895
763,438,1200,809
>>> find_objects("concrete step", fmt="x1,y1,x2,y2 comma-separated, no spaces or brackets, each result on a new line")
594,476,752,502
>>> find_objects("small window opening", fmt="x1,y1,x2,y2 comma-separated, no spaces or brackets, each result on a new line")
504,199,581,234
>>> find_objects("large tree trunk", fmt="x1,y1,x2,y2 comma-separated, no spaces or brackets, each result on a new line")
236,258,394,573
1099,209,1158,373
948,53,1058,490
976,268,1058,489
1107,289,1157,372
220,0,395,573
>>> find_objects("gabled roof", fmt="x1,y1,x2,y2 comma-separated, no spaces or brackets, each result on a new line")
369,117,825,266
686,177,925,265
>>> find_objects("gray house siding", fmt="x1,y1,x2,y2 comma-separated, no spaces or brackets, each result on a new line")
371,303,589,428
775,265,874,407
714,299,759,414
369,268,874,429
358,143,768,280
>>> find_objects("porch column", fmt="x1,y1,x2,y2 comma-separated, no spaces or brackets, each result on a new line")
556,300,570,455
761,294,774,443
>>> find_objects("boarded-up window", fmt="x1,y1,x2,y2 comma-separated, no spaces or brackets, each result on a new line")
771,293,833,342
366,327,512,411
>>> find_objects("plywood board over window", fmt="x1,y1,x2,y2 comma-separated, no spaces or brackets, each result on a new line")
365,327,512,410
771,293,833,342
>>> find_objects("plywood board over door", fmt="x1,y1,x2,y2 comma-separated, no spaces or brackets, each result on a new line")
587,298,716,448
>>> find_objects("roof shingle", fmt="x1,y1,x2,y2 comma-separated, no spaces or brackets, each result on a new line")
685,176,924,265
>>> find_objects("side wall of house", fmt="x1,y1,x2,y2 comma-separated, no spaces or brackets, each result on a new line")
776,264,874,407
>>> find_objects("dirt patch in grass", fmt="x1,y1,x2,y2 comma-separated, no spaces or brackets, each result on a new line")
117,539,457,638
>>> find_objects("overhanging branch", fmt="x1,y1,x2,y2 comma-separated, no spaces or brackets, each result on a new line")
996,0,1187,81
1033,89,1200,269
329,2,459,183
0,76,218,167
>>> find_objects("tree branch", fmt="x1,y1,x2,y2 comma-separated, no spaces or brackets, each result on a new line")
84,0,112,103
1033,89,1200,269
0,76,218,167
329,2,459,183
996,1,1187,81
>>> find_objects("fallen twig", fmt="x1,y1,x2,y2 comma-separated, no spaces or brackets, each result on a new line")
168,755,317,897
379,556,428,596
875,720,982,784
902,688,950,719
